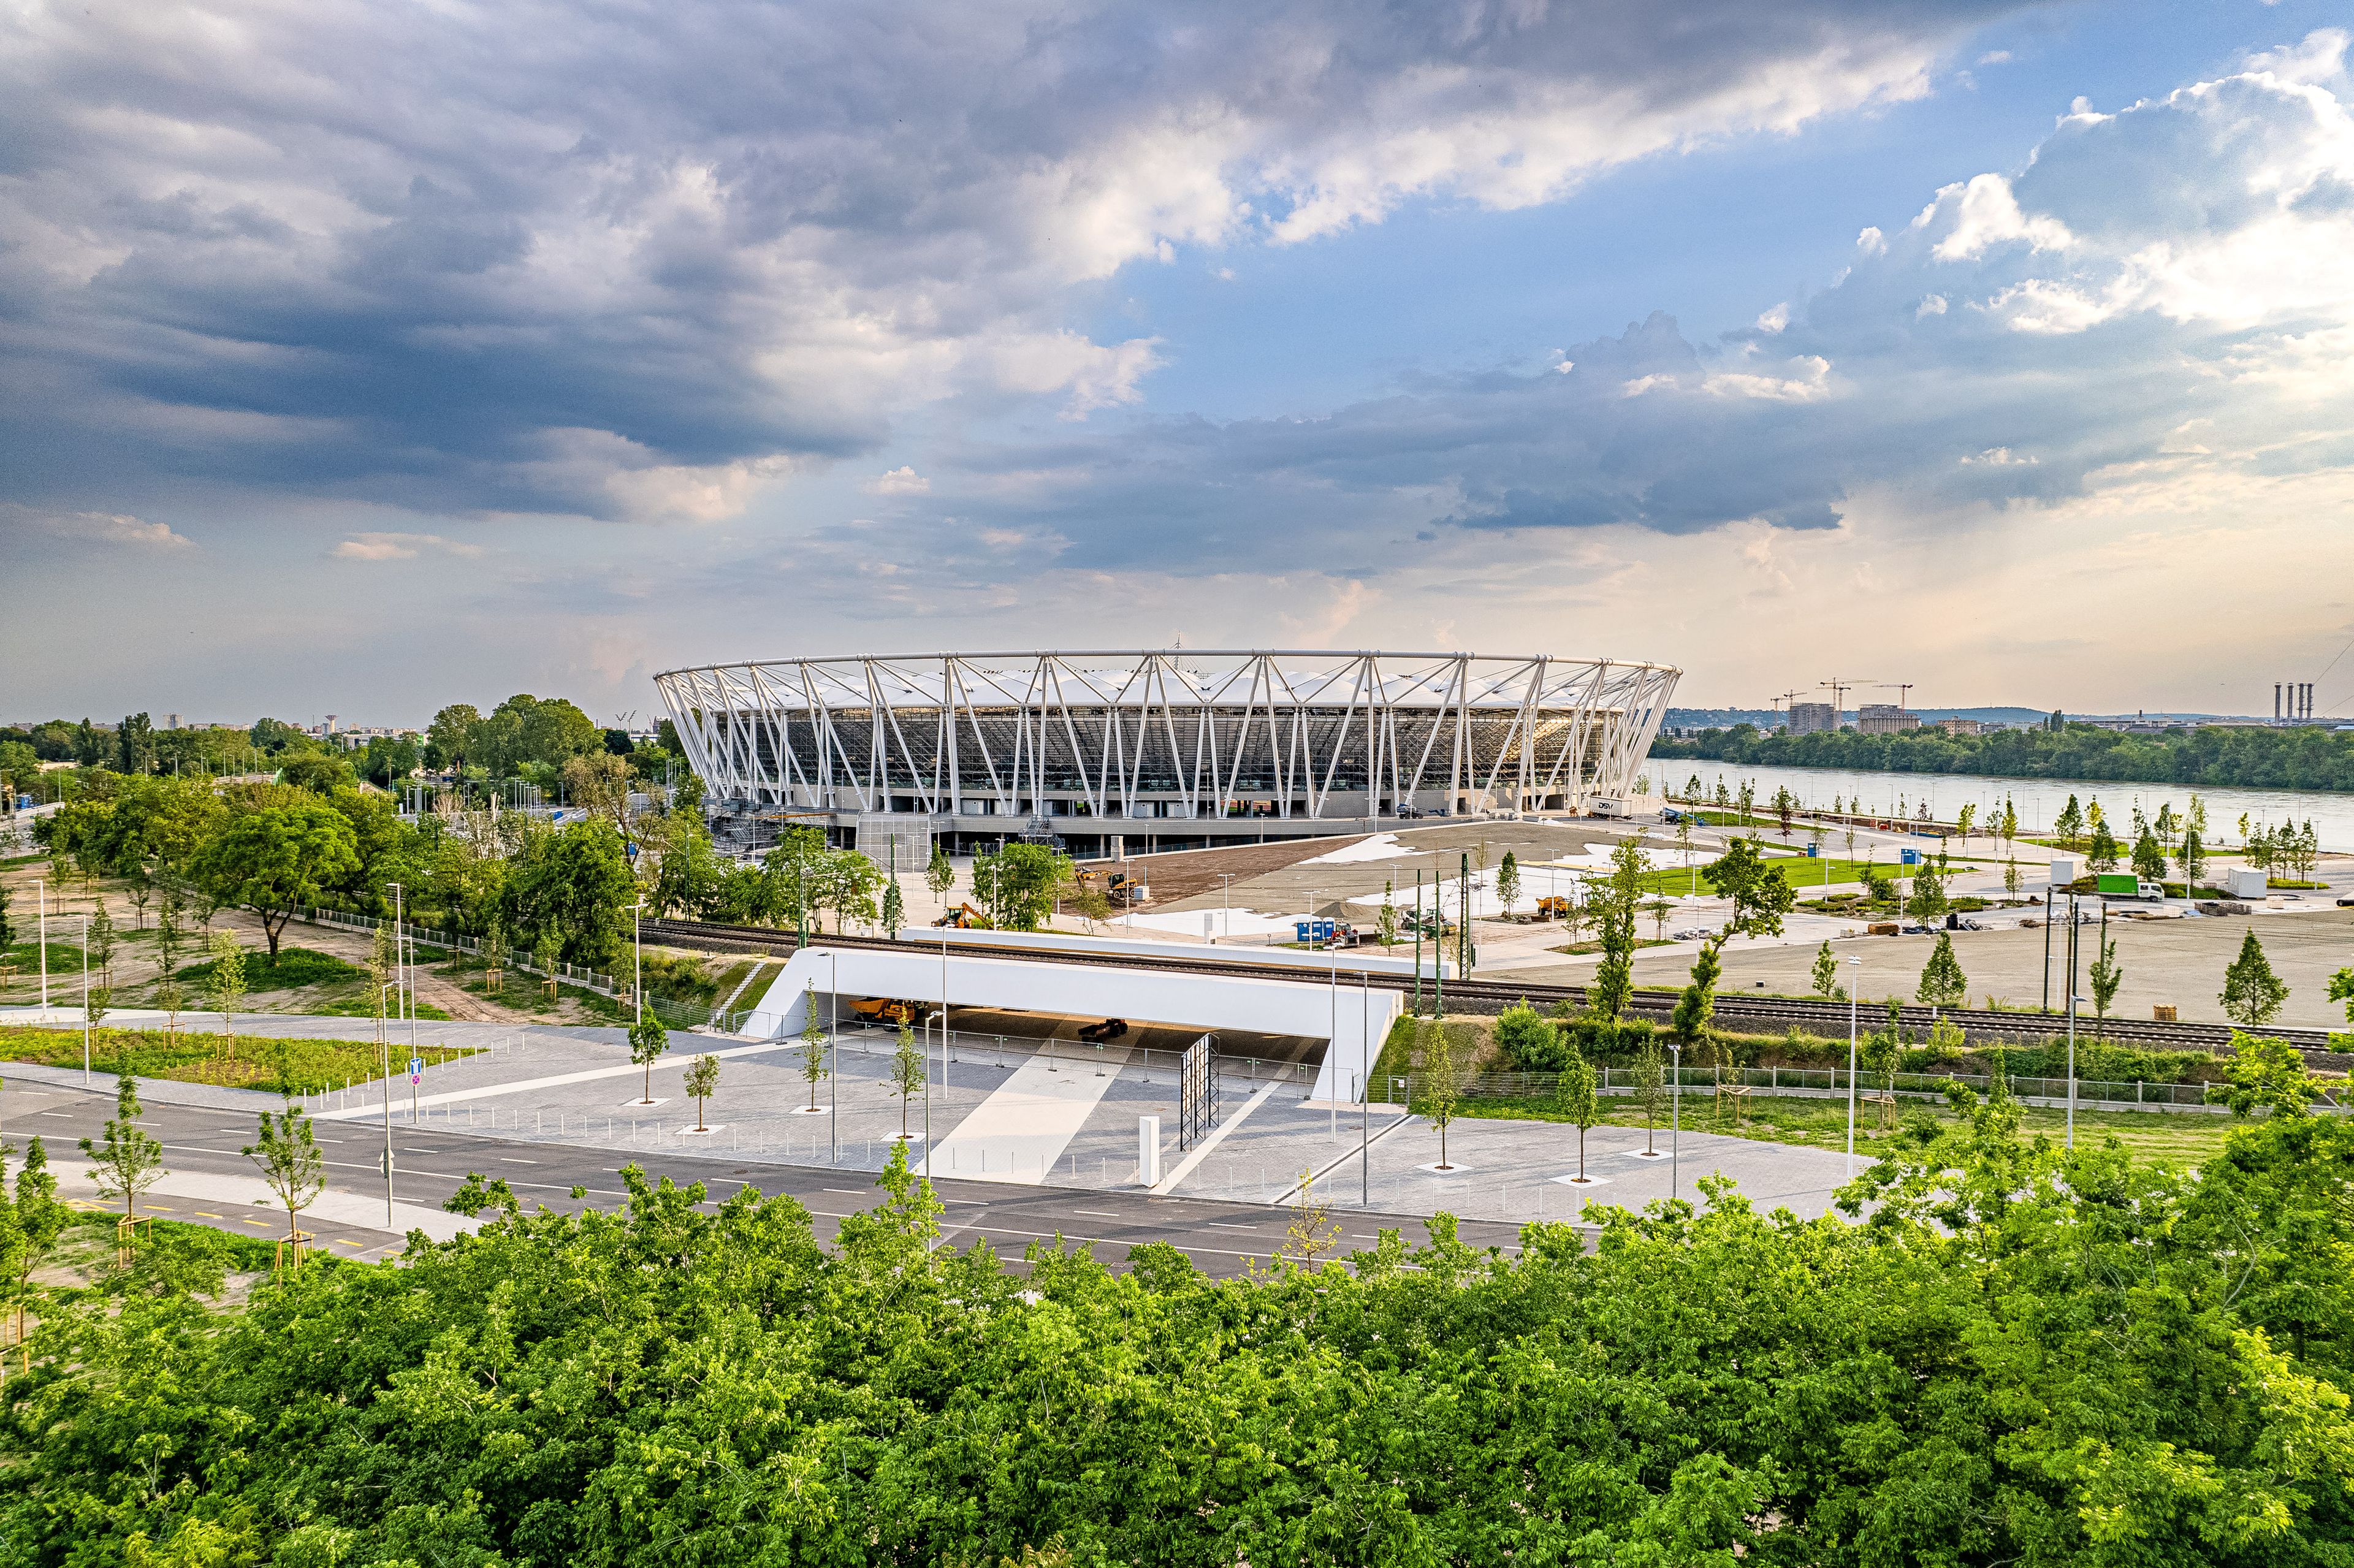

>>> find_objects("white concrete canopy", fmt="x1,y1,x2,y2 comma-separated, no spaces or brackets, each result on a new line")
743,945,1397,1102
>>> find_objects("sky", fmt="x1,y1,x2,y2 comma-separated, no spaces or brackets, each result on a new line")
4,0,2353,728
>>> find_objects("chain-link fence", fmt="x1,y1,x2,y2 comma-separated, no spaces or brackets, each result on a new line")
1370,1064,2347,1115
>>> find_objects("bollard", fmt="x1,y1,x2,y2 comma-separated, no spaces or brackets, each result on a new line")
1139,1115,1162,1185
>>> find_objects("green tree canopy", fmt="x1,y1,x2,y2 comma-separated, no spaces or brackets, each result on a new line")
2219,929,2290,1029
506,820,636,967
191,799,361,958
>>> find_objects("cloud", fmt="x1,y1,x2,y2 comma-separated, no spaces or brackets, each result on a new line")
866,466,932,497
877,37,2354,569
0,0,2029,522
333,532,485,561
2,503,191,549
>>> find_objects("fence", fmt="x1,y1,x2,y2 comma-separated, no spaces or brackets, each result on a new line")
1369,1065,2347,1115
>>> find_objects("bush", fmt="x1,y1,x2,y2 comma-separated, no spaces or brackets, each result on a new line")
1492,999,1567,1070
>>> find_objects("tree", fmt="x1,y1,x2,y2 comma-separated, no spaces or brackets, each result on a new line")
87,905,116,986
279,752,356,794
85,984,112,1034
0,879,11,954
2176,828,2206,892
1956,802,1976,839
1672,938,1721,1043
970,844,1068,932
799,983,829,1111
1420,1018,1461,1170
881,872,907,937
426,703,482,774
1699,837,1795,940
2088,933,2123,1030
2054,794,2084,844
925,843,955,902
2213,1032,2320,1119
1586,839,1648,1021
2330,965,2354,1028
2086,818,2120,873
80,1073,165,1220
2000,797,2018,846
205,929,246,1050
117,714,158,774
1771,785,1796,839
9,1139,64,1352
1904,858,1948,923
1630,1030,1666,1156
1810,940,1842,1001
1646,896,1674,942
1859,1007,1902,1128
2004,856,2021,897
1281,1169,1343,1266
684,1054,721,1133
1377,878,1400,948
1916,932,1967,1010
192,800,361,958
505,820,636,965
560,750,635,841
2219,929,2288,1029
1496,850,1521,919
628,1016,669,1105
891,1024,926,1138
243,1099,326,1263
1556,1048,1600,1182
1492,999,1564,1070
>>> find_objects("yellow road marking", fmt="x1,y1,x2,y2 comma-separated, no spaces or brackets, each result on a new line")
140,1205,173,1212
195,1211,224,1218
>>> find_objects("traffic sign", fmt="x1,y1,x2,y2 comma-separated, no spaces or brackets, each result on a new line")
409,1056,424,1083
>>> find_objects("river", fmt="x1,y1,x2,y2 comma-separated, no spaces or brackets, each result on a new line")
1647,756,2354,853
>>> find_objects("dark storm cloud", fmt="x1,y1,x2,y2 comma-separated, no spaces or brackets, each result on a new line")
0,0,2024,519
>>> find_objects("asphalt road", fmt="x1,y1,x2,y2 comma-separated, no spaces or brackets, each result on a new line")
4,1079,1536,1277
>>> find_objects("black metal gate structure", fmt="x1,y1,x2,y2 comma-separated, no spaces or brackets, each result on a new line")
1178,1033,1218,1149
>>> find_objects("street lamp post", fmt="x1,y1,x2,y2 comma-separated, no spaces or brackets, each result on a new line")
80,915,90,1087
34,877,47,1011
1360,972,1370,1206
828,951,839,1165
1668,1039,1682,1201
631,900,645,1028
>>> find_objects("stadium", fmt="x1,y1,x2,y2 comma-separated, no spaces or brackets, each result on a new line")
653,649,1679,857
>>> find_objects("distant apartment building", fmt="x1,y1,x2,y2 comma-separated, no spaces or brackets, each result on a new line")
1937,717,1982,737
1857,704,1919,736
1786,701,1837,736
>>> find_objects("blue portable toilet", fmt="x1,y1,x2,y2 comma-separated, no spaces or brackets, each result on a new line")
1805,842,1819,858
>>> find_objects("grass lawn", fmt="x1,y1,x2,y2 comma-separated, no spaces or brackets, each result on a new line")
1449,1091,2241,1168
171,945,367,993
1632,857,1976,897
1549,937,1678,956
2,936,90,991
0,1022,476,1095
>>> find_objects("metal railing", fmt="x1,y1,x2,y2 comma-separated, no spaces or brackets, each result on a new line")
1369,1064,2345,1114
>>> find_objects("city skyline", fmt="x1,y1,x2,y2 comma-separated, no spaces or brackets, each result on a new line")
6,1,2352,718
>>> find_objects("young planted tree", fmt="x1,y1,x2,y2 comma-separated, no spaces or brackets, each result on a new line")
1377,878,1400,948
1281,1167,1344,1266
1859,1008,1902,1130
1905,858,1949,924
243,1099,326,1266
2131,829,2167,884
925,843,955,903
2087,819,2121,874
85,985,112,1035
1956,803,1977,840
1672,938,1721,1045
1586,839,1650,1021
87,907,116,986
684,1054,722,1132
2088,933,2123,1033
1916,932,1967,1011
533,931,562,997
1810,940,1843,1001
1772,786,1796,839
881,873,907,937
799,982,829,1111
891,1024,926,1138
1556,1046,1601,1182
2214,1032,2321,1119
9,1140,64,1362
1496,851,1521,920
2219,929,2289,1029
2054,794,2084,845
628,1016,669,1104
1631,1030,1667,1156
2004,857,2021,897
153,904,182,987
2176,828,2206,892
2330,965,2354,1029
80,1073,165,1222
1420,1017,1461,1170
205,929,246,1055
1647,896,1674,942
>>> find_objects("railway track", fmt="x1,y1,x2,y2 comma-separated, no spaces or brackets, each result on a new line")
641,919,2340,1057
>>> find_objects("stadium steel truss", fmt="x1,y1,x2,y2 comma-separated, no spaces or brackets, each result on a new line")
653,650,1679,848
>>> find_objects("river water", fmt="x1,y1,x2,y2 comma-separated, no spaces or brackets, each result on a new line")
1648,756,2354,853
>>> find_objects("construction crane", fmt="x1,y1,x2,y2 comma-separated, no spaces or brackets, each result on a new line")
1875,682,1914,712
1821,677,1878,729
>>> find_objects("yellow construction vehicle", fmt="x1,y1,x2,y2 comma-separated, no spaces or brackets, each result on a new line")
1075,866,1149,905
848,997,934,1028
934,902,994,929
1535,895,1577,919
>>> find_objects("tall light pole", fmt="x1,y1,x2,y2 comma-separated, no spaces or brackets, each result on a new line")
631,900,645,1028
35,877,48,1011
80,914,90,1087
1360,971,1371,1207
828,951,839,1166
379,980,396,1225
1668,1039,1682,1201
1215,873,1236,945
